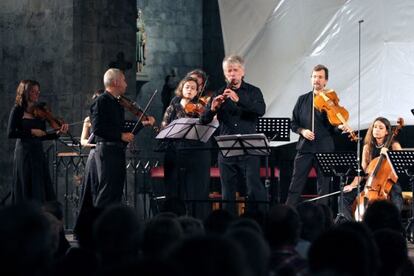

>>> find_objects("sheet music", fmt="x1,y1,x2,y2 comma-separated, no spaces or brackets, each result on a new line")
156,117,219,143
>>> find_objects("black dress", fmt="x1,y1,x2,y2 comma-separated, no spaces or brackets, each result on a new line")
162,99,211,219
7,105,58,203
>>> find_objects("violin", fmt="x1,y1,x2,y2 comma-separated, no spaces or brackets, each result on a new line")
313,89,359,141
184,95,210,117
353,117,404,221
116,95,158,132
29,102,66,131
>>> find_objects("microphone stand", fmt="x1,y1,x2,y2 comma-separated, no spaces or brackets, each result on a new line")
355,19,364,220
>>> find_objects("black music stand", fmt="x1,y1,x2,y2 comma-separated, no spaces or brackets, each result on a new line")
156,117,219,143
314,152,359,223
256,117,291,203
387,150,414,243
215,133,271,157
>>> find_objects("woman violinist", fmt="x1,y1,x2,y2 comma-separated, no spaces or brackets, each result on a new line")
342,117,403,221
7,80,69,203
161,76,211,219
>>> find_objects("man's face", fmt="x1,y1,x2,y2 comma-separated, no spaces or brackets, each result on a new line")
117,74,128,95
190,74,204,93
223,63,244,86
311,69,327,92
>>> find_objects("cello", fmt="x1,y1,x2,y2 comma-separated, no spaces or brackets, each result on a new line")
353,117,404,221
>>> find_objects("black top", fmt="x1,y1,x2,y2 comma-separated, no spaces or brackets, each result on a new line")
7,105,58,141
291,91,336,153
90,91,125,142
200,81,266,135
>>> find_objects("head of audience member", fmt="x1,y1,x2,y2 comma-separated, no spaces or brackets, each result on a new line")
93,205,142,266
0,202,54,276
177,216,205,237
374,229,410,276
103,68,127,97
308,222,377,276
222,55,245,89
226,228,270,276
363,200,404,234
141,216,183,260
296,201,326,242
227,217,263,235
265,204,301,249
170,235,251,276
204,209,236,235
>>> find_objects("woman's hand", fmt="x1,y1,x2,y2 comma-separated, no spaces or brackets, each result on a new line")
57,123,69,135
31,129,47,137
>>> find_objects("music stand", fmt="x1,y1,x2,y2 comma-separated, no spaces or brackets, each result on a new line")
156,117,219,143
313,152,359,223
215,133,270,157
256,117,291,203
387,150,414,242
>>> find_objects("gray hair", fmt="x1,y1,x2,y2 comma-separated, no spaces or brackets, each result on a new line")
222,55,245,70
103,68,123,88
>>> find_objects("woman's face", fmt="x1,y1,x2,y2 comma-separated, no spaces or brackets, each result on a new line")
372,120,388,140
182,80,198,100
28,85,40,103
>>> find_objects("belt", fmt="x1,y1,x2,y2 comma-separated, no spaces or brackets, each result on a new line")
96,141,125,147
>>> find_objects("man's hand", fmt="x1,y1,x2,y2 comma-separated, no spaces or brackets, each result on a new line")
211,95,226,112
300,129,315,141
142,116,156,126
222,88,239,103
121,132,134,143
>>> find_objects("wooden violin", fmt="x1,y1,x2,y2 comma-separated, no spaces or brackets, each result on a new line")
313,89,359,141
116,95,158,132
29,102,66,131
184,95,210,117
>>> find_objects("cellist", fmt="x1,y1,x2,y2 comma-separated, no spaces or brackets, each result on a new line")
342,117,403,221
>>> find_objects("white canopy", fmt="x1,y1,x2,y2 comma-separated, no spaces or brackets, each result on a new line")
219,0,414,142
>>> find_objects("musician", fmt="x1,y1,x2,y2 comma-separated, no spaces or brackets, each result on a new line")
7,79,68,203
200,55,267,215
286,64,341,206
161,76,211,219
90,68,152,208
342,117,403,221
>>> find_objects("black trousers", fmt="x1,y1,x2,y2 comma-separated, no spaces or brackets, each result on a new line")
94,144,126,208
218,154,267,215
164,142,211,219
286,152,330,206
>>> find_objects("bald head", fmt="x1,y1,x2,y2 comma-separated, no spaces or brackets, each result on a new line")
103,68,127,96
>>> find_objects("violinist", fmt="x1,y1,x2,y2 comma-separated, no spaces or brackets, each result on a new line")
90,68,153,208
200,55,267,215
286,64,345,206
161,76,211,219
7,79,69,203
342,117,403,221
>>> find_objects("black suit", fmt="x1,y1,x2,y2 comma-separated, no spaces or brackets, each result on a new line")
286,91,336,206
90,91,126,207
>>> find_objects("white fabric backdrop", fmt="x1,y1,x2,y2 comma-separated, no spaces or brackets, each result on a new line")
218,0,414,142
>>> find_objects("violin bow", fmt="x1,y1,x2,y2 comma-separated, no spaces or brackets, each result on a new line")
195,76,209,102
131,89,158,134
